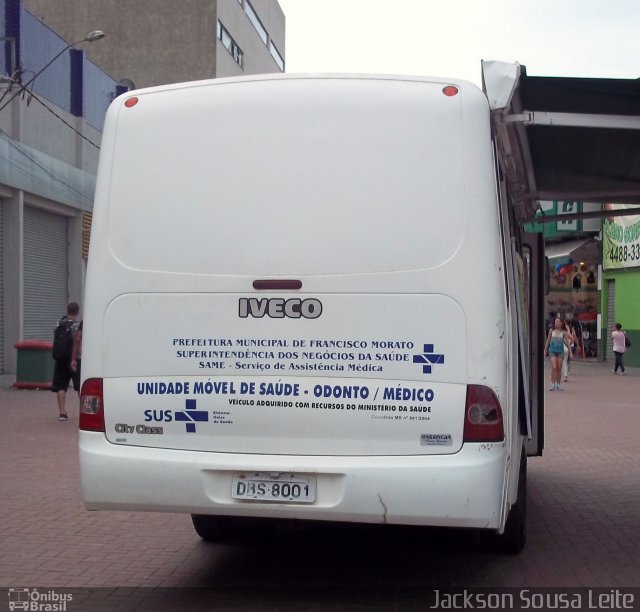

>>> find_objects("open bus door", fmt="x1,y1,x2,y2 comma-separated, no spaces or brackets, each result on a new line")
486,61,546,457
521,230,545,456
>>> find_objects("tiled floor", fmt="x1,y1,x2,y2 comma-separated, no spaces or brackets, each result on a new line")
1,360,638,610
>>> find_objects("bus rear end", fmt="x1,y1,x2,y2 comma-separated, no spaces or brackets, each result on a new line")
80,75,524,551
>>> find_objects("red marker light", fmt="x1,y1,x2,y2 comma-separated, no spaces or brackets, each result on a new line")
124,97,139,108
442,86,459,97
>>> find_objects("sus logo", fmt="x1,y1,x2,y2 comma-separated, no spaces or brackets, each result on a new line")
174,399,209,433
413,344,445,374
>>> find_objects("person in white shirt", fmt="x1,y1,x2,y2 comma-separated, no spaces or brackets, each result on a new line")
611,323,627,374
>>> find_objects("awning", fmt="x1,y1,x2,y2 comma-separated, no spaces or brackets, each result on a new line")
482,61,640,226
545,237,593,263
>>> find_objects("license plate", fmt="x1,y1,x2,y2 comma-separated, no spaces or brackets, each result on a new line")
232,472,316,503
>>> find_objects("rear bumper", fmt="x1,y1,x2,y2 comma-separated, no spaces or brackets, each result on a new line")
79,432,507,529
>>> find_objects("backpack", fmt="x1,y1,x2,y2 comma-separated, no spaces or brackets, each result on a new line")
52,318,75,361
624,333,631,348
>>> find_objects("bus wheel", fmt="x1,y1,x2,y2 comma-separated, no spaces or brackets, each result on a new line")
191,514,233,543
497,451,527,554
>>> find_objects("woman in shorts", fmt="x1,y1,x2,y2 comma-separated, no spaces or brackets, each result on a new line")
544,318,571,391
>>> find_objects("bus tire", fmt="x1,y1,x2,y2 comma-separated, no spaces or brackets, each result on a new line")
497,450,527,554
191,514,233,543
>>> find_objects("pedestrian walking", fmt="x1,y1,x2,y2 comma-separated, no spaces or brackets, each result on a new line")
561,319,577,382
574,320,583,358
611,323,627,375
51,302,82,420
544,318,572,391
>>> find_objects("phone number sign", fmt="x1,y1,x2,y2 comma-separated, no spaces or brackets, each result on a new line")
603,205,640,270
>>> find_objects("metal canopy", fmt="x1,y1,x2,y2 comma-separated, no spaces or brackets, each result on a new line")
545,237,593,263
482,61,640,225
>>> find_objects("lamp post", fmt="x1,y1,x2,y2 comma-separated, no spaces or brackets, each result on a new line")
0,30,105,113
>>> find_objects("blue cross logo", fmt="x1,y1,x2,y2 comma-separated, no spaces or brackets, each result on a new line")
174,399,209,433
413,344,445,374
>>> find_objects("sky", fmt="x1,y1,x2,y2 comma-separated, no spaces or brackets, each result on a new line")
277,0,640,86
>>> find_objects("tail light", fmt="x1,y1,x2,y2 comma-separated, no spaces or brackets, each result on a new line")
79,378,105,432
463,384,504,442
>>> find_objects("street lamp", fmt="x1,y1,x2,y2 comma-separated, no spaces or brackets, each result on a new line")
0,30,105,113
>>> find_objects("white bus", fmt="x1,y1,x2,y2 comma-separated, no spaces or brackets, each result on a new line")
79,74,544,553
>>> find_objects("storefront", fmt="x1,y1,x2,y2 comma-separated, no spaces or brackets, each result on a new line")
546,238,599,313
546,236,600,358
600,204,640,367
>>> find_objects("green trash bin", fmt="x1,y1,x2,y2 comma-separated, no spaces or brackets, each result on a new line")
14,340,54,390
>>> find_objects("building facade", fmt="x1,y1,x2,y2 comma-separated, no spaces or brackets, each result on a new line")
600,205,639,367
1,0,285,383
22,0,285,88
0,0,119,382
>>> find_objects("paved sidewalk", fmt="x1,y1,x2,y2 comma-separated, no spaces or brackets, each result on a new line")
0,360,638,605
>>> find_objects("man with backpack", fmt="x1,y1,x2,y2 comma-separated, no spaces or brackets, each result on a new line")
51,302,82,421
